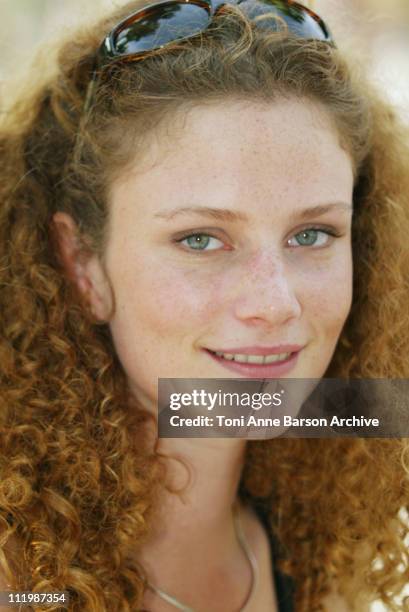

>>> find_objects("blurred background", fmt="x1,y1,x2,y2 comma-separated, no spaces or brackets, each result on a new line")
0,2,408,608
0,0,408,120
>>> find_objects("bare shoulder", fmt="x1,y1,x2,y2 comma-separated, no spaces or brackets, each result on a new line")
322,541,374,611
321,589,352,612
321,586,371,612
240,501,373,612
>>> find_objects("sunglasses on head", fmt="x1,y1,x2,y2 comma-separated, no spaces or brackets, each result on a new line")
83,0,335,113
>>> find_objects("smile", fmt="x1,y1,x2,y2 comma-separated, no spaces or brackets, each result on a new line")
210,351,292,364
204,348,302,378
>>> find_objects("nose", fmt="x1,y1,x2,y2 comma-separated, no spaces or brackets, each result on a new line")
232,251,302,327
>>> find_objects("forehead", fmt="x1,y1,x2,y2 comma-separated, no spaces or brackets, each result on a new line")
108,97,354,219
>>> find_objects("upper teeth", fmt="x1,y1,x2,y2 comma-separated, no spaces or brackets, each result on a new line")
214,352,291,364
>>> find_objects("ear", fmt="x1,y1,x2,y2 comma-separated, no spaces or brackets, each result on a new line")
50,212,113,322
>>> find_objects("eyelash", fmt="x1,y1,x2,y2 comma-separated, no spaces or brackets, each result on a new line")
174,227,342,253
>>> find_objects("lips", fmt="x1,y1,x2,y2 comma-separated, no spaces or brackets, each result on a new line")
213,350,292,364
206,344,304,355
204,347,302,378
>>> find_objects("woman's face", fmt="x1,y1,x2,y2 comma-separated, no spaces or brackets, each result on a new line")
91,98,354,410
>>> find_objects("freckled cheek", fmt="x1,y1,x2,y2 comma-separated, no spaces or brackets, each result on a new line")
300,258,353,330
119,265,226,336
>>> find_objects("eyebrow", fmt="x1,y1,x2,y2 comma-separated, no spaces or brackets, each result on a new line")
153,202,353,223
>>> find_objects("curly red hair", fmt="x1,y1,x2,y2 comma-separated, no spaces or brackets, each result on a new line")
1,1,409,610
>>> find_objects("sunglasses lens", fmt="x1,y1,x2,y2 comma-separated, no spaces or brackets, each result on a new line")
113,4,211,55
232,0,332,41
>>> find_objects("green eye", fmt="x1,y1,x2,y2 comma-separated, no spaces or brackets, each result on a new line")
186,234,210,250
179,233,224,251
289,229,333,248
296,229,319,246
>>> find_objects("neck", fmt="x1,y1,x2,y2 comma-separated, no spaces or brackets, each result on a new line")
157,435,247,530
138,435,249,573
168,435,245,501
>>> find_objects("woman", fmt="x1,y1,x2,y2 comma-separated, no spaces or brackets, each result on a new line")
0,0,409,610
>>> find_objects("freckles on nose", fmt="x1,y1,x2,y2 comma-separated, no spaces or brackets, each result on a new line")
247,250,285,282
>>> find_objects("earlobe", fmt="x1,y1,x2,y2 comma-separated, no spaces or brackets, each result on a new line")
50,212,113,322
